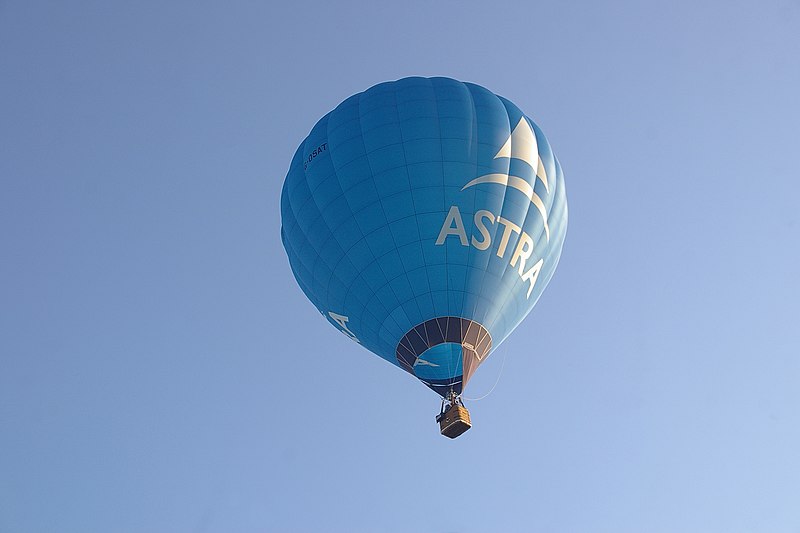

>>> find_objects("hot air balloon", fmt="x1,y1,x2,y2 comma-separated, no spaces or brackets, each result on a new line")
280,77,567,438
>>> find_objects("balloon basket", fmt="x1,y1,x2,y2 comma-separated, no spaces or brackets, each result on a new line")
437,402,471,439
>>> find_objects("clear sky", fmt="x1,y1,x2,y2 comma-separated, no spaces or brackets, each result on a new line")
1,1,799,532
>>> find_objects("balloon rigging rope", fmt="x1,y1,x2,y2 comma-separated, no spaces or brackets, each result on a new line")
462,342,509,402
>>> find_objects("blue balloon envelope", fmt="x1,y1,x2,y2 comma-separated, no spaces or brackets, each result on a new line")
281,77,567,397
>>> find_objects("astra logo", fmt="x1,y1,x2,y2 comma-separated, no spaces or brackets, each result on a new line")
461,118,550,241
328,311,360,343
435,118,548,299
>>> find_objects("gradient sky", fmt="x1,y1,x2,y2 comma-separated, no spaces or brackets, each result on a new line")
2,1,799,532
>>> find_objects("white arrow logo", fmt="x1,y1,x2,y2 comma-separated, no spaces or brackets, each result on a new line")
461,118,551,241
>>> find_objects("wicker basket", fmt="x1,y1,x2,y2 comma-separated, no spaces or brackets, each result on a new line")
438,404,471,438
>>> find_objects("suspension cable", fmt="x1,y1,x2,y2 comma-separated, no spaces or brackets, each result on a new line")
462,343,509,402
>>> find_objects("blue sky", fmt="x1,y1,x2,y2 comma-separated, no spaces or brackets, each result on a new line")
1,1,799,532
